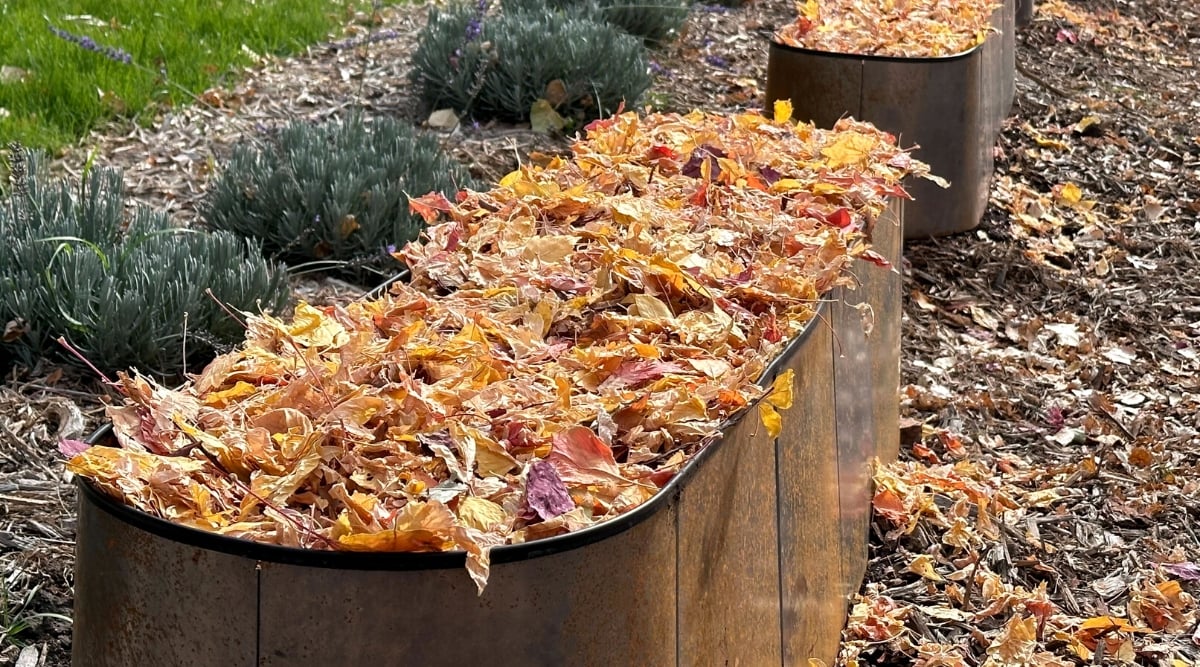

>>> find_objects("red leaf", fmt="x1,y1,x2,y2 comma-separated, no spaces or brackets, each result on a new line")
547,426,625,486
600,360,688,391
826,207,853,229
408,192,454,223
861,249,892,268
648,145,679,161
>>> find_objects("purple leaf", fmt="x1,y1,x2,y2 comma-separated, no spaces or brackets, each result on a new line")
58,439,90,458
1162,562,1200,582
758,165,782,185
682,145,727,180
526,460,574,520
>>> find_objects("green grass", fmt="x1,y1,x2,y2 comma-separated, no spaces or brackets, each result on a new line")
0,0,385,150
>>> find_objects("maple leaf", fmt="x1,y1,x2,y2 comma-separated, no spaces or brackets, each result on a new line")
547,426,627,487
822,133,878,170
407,191,454,223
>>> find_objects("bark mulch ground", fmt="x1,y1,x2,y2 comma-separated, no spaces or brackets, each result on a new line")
2,0,1197,664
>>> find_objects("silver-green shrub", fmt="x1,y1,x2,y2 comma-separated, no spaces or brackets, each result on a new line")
503,0,690,43
411,4,652,123
202,115,476,282
0,148,289,379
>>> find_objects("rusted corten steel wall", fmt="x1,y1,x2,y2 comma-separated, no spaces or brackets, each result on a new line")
765,0,1016,239
1017,0,1035,27
72,201,903,667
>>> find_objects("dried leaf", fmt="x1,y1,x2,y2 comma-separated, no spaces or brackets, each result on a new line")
525,460,575,520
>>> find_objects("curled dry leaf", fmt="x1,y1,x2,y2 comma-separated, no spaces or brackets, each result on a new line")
67,109,925,592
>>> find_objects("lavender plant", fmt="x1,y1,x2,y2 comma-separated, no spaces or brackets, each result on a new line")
501,0,690,43
0,147,290,379
202,114,476,283
411,3,651,122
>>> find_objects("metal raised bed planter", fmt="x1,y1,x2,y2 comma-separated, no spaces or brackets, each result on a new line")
766,0,1015,239
72,205,903,667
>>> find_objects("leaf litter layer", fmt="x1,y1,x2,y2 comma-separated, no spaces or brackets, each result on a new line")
65,106,929,592
776,0,1003,58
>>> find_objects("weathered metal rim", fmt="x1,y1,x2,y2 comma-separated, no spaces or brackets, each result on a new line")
767,32,984,63
80,298,829,570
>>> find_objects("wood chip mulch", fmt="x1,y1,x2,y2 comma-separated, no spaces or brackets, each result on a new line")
3,0,1199,664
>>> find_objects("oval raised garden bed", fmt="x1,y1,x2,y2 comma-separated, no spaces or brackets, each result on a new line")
70,110,911,666
766,0,1016,239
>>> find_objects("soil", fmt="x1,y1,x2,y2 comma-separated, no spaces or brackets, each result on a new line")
2,0,1197,664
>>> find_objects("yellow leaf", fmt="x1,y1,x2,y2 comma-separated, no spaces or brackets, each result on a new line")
521,235,577,263
632,343,662,359
556,375,572,411
1058,182,1082,205
773,99,793,124
759,402,783,438
1078,615,1140,632
475,436,519,477
770,178,806,193
202,381,257,407
631,293,676,320
821,133,877,169
812,181,848,195
458,496,508,533
801,0,819,19
907,554,944,581
766,369,794,409
987,615,1037,663
286,302,348,349
1074,115,1101,133
499,170,522,188
337,501,458,552
612,200,643,226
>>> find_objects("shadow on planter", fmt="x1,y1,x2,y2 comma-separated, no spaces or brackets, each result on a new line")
766,0,1016,240
72,205,904,667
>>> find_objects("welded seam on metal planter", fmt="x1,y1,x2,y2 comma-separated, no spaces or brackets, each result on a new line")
81,300,832,571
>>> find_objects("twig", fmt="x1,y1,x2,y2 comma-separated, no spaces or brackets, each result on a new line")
1016,61,1073,100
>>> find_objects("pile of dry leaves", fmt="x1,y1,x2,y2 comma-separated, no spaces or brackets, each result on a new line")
776,0,1002,57
65,106,929,592
838,448,1198,664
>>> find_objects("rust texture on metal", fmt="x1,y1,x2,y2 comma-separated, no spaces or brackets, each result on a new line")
72,485,258,667
1017,0,1035,27
983,0,1017,133
830,201,904,596
864,201,903,465
676,398,783,665
766,29,1013,239
775,319,841,663
257,502,677,666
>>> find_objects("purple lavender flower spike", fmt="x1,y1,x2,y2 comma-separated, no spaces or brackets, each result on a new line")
49,25,134,65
